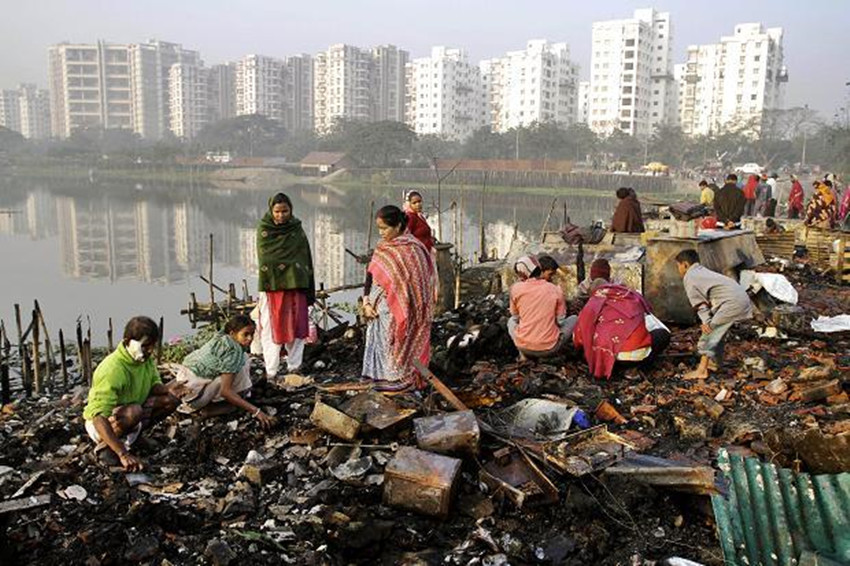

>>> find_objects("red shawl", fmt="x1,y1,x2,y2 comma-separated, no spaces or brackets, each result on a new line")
574,284,651,379
788,181,804,212
743,176,758,200
368,233,435,377
405,210,435,251
611,195,645,233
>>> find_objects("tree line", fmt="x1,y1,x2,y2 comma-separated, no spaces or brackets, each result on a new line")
2,106,848,177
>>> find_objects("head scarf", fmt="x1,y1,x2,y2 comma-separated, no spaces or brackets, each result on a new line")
816,182,835,205
514,255,540,279
589,258,611,281
257,196,315,295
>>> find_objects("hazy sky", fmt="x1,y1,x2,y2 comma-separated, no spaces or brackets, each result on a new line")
2,0,848,117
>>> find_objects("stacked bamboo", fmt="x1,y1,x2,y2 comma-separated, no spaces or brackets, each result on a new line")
755,232,797,260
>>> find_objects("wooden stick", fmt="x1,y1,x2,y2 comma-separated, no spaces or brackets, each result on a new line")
107,317,114,351
156,317,164,364
1,323,9,405
75,320,84,382
478,172,487,261
242,279,250,302
31,309,41,395
320,282,328,331
413,361,468,412
539,197,557,241
199,275,228,295
14,304,27,390
34,301,53,388
59,329,69,390
366,200,375,251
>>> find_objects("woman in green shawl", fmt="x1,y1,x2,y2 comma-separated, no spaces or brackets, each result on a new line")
255,193,315,378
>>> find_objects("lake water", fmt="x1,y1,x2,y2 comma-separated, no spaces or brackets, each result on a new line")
0,179,620,344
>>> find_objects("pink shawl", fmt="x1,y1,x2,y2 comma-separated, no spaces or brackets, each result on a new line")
576,284,651,379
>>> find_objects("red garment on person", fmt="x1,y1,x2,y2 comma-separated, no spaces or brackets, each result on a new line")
743,175,758,200
788,181,804,213
573,284,652,379
267,290,309,345
405,211,434,251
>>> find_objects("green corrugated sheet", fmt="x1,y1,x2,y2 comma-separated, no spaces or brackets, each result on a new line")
711,449,850,566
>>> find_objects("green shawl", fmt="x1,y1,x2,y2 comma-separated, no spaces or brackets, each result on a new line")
256,211,315,295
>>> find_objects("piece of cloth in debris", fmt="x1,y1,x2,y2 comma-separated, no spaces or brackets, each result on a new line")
83,342,162,420
509,278,568,352
573,284,653,379
611,192,645,233
682,264,753,328
714,182,747,225
171,359,252,411
364,232,434,388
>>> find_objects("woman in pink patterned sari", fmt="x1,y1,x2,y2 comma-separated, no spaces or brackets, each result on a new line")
362,205,435,391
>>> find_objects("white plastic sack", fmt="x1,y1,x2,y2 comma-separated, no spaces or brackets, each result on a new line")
811,314,850,333
755,273,798,305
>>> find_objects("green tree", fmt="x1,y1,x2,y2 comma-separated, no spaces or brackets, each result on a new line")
195,114,287,157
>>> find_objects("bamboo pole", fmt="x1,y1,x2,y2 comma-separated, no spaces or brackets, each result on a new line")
75,320,84,383
85,320,92,386
539,198,558,242
208,233,217,328
31,309,41,395
157,317,164,364
1,323,9,405
59,329,69,391
107,317,114,351
34,301,53,388
478,172,487,262
366,200,375,251
14,304,27,391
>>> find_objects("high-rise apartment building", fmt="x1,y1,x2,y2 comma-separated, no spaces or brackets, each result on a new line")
577,80,590,124
169,62,208,139
678,23,787,137
588,8,675,138
282,55,314,132
0,90,22,134
405,46,486,141
235,55,284,120
48,41,133,138
480,40,579,132
16,84,51,139
372,45,408,122
313,44,374,133
207,63,237,123
129,40,200,139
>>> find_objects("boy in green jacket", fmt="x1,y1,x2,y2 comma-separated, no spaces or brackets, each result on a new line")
83,316,178,471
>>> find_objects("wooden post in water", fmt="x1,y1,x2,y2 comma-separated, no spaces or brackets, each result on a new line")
14,304,27,392
319,282,328,331
156,317,164,364
107,318,114,351
366,200,375,251
540,198,557,242
208,233,217,328
75,320,84,384
31,309,41,395
478,173,488,262
59,329,69,391
1,323,10,405
85,320,93,386
241,280,250,302
34,301,53,388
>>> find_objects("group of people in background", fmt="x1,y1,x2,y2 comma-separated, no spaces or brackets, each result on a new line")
699,171,849,230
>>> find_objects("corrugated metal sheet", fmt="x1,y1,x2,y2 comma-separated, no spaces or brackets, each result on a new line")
711,448,850,566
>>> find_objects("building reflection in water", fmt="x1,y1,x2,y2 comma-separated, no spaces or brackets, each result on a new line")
6,183,619,289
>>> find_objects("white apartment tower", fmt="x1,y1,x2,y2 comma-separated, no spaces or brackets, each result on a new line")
235,55,285,121
678,24,787,137
313,44,375,133
283,55,314,132
588,8,675,138
577,80,590,124
0,90,22,134
129,40,200,139
169,62,208,139
207,63,237,122
480,40,580,132
405,47,486,141
372,45,409,122
48,41,133,138
17,84,51,139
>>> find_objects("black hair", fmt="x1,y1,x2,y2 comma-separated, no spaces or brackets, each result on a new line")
224,314,256,335
377,205,407,230
726,173,738,182
122,316,160,345
824,180,833,189
699,180,708,187
270,192,293,210
766,218,777,227
675,249,700,265
407,190,423,201
538,255,559,272
616,187,631,199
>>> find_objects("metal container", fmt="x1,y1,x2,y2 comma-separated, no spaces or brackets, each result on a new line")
383,446,462,519
414,410,480,456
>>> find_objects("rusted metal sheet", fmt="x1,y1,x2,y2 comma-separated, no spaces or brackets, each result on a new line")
645,231,764,324
383,447,462,519
340,392,417,431
481,447,559,508
604,453,718,495
414,410,480,456
712,448,850,566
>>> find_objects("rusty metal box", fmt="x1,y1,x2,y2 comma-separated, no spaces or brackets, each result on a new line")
414,410,480,456
383,446,461,519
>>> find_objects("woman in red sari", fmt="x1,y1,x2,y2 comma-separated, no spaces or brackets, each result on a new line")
403,190,434,251
787,175,805,219
362,205,435,391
